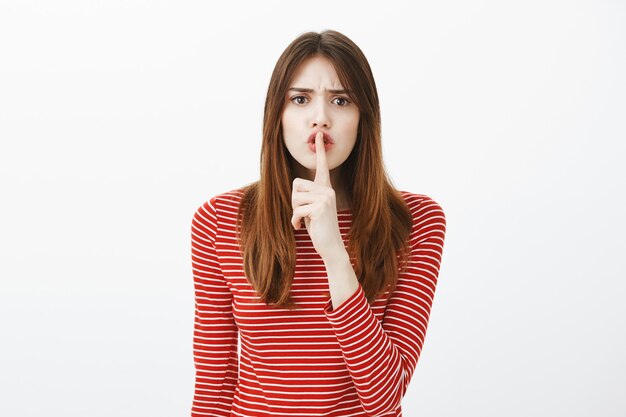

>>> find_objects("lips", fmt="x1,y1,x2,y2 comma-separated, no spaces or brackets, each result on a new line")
307,131,334,145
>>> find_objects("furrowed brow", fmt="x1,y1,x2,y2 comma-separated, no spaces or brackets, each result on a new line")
288,87,351,94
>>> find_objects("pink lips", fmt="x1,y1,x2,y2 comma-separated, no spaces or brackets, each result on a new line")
307,131,334,145
307,132,334,153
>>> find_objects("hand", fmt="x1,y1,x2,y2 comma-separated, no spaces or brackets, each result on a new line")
291,131,345,261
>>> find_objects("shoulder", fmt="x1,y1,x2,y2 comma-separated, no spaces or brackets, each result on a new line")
399,191,445,219
191,187,246,238
194,187,245,216
398,191,447,247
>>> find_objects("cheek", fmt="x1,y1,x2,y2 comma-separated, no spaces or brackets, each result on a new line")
351,112,360,131
338,110,359,130
337,139,356,157
281,106,297,124
281,112,294,138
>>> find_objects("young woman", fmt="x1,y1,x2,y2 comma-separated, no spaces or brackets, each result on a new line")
190,30,447,417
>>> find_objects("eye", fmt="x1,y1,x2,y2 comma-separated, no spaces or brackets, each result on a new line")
333,97,351,107
290,95,308,105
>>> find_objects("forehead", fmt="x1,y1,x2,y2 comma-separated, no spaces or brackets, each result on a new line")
289,55,344,89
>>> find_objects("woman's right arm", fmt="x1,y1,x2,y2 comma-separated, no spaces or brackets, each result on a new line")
190,197,239,417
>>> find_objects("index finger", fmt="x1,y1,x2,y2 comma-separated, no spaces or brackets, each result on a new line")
313,131,330,186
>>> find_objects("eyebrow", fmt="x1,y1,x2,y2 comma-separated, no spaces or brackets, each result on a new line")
288,87,351,94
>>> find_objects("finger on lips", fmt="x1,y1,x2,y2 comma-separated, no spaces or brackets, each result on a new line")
314,131,330,186
292,132,332,229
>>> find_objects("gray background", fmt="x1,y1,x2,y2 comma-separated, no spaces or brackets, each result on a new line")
1,1,624,416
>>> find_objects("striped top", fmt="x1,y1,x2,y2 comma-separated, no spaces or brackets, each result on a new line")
190,188,446,417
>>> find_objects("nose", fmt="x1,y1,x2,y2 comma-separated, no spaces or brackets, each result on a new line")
310,99,331,129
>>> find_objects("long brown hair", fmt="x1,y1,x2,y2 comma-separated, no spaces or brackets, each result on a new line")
235,30,413,309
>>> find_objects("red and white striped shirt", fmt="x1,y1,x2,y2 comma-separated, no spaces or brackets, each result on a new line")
190,188,446,417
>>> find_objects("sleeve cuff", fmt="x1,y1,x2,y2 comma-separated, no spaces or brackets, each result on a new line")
323,283,368,323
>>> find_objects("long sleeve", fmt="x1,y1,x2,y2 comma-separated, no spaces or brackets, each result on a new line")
322,196,446,416
190,197,239,417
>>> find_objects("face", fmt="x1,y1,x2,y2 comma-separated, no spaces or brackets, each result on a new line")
281,55,360,184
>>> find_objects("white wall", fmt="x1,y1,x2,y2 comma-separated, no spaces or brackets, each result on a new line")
1,0,624,416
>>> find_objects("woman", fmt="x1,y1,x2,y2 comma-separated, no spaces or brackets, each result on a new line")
190,29,446,417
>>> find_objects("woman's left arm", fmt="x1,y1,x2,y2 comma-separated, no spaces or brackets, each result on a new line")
323,196,447,416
